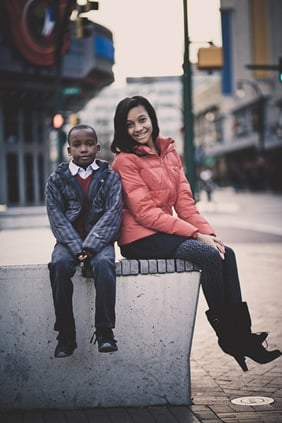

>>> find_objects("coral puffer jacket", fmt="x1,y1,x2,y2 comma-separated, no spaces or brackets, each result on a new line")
112,136,215,246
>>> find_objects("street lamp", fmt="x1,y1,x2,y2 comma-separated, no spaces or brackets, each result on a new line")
236,79,265,151
53,0,75,163
182,0,196,196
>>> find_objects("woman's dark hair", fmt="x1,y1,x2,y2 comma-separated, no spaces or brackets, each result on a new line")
67,124,97,145
111,96,159,153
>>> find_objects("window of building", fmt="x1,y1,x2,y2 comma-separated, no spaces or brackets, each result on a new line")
38,153,45,202
24,153,34,203
232,100,262,138
276,103,282,138
269,100,282,139
195,107,223,147
7,153,19,203
23,110,33,144
4,108,19,144
36,116,45,144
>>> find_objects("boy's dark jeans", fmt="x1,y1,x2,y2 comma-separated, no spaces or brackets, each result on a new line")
49,243,116,342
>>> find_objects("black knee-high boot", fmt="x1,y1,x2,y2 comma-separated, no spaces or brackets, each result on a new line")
206,302,281,371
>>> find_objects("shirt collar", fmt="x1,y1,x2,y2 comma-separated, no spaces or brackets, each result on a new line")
69,160,99,176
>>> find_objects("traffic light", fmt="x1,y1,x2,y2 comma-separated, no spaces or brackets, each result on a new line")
75,1,98,38
197,46,223,70
68,113,80,126
77,0,99,14
279,57,282,84
52,113,64,129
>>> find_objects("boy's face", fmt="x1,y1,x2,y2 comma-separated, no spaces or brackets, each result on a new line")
67,128,100,169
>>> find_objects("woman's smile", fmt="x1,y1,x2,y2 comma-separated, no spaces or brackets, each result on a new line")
134,131,149,141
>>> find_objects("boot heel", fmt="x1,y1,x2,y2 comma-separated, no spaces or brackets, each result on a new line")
233,355,248,372
218,340,249,372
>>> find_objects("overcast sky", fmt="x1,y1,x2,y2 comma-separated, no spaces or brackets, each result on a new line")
90,0,222,86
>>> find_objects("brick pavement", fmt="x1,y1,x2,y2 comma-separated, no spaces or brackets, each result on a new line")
190,242,282,422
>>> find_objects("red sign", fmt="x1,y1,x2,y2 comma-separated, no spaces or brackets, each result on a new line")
6,0,74,66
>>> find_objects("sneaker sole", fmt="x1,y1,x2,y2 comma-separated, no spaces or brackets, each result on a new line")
54,343,77,358
98,344,118,353
55,351,74,358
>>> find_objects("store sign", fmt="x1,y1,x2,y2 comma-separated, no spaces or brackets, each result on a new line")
95,34,114,62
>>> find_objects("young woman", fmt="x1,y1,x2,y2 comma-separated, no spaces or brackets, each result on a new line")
111,95,281,371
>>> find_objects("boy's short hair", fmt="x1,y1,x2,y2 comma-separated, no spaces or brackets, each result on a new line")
67,124,97,144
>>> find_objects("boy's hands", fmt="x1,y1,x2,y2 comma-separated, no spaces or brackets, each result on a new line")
77,249,95,262
77,250,94,276
78,252,88,262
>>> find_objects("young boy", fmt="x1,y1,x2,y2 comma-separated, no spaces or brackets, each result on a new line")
45,124,122,358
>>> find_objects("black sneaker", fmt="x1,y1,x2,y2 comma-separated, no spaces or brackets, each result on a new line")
54,340,77,358
93,328,118,353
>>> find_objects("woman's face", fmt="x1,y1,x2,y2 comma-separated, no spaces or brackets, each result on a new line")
126,105,154,148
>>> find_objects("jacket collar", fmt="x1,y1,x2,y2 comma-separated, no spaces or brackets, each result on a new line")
134,136,174,156
56,159,108,176
69,159,99,176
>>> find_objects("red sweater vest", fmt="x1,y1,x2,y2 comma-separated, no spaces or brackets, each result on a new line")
74,173,94,239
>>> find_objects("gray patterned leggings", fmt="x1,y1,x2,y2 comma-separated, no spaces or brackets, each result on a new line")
173,240,242,310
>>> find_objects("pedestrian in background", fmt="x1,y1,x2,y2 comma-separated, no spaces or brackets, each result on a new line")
111,96,281,372
199,168,214,202
46,124,122,358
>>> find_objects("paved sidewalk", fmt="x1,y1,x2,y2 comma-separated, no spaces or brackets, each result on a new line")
190,242,282,422
1,189,282,422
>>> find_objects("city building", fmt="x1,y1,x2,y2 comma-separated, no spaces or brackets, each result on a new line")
1,0,281,209
0,0,114,206
195,0,282,191
81,0,282,192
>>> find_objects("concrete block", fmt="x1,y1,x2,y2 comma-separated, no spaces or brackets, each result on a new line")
129,259,139,274
157,259,166,273
148,260,158,273
121,259,131,275
139,259,149,274
166,259,176,273
0,263,200,409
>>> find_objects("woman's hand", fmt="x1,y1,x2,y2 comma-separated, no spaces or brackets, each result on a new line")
196,233,225,260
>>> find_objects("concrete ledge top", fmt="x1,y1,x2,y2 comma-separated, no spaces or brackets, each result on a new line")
0,259,200,276
116,258,200,275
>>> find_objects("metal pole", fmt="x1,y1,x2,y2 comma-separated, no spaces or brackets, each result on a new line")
182,0,196,196
54,3,64,163
54,0,73,163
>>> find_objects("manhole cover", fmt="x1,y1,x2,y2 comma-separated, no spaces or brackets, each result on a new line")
231,396,274,406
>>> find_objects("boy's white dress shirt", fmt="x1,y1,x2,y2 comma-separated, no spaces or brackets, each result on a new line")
69,160,99,179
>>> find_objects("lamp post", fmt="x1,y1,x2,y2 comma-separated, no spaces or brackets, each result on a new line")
53,0,75,163
182,0,196,196
236,79,265,151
